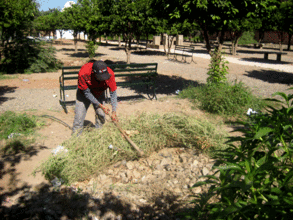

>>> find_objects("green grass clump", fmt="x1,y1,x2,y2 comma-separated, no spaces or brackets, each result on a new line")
0,111,45,155
38,112,228,184
0,111,37,140
179,81,265,117
0,73,18,80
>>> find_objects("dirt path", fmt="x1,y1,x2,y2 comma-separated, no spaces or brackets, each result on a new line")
1,40,293,219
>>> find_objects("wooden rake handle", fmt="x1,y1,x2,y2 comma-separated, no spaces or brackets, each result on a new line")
99,104,144,156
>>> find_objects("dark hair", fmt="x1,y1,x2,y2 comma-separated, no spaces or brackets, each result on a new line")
88,59,97,63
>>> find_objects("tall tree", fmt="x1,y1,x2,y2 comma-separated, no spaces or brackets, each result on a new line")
109,0,151,63
63,3,85,53
0,0,37,46
152,0,193,57
279,0,293,50
79,0,104,43
0,0,37,67
170,0,280,55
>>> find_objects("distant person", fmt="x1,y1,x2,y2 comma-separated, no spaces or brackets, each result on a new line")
72,60,118,136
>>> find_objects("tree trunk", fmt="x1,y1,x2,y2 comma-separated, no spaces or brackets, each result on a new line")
258,31,264,46
136,34,140,47
99,36,101,43
145,32,149,48
59,30,63,45
287,33,292,51
231,37,240,55
166,35,175,58
216,29,225,55
278,31,284,52
125,37,132,64
118,35,121,47
74,33,78,53
202,27,211,55
231,33,242,56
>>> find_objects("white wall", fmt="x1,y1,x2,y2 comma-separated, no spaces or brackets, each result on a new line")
56,30,88,40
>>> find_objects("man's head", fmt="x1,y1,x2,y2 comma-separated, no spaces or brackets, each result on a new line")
92,60,111,81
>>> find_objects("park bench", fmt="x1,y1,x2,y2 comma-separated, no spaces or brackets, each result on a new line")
172,45,196,63
59,63,158,113
263,51,287,62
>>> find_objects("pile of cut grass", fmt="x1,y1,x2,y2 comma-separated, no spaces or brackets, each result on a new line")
38,112,228,184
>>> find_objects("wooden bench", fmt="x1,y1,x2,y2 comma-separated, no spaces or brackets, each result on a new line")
59,63,158,113
263,52,287,62
172,45,196,63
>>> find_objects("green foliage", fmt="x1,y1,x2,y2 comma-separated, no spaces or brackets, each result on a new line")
0,0,37,46
0,74,17,80
0,111,37,140
1,40,63,74
37,113,228,184
181,88,293,219
238,31,258,45
179,81,265,117
85,41,98,59
207,48,229,84
193,34,204,43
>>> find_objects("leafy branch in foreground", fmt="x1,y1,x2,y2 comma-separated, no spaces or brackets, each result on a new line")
181,88,293,219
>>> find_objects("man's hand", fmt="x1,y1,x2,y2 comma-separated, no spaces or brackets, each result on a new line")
99,104,110,115
111,111,118,122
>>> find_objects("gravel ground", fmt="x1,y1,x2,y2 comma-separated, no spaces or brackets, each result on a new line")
1,41,293,113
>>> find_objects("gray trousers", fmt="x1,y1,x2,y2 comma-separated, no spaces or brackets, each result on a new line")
72,89,106,136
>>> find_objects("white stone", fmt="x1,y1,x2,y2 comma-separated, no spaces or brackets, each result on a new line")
202,167,209,176
126,161,135,170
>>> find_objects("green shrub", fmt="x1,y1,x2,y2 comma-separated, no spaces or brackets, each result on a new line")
193,34,204,43
25,44,63,73
0,39,63,74
37,112,228,184
182,88,293,219
179,81,265,117
85,41,99,58
207,48,229,84
238,31,258,45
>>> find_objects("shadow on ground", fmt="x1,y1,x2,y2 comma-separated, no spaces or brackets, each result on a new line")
57,48,86,52
0,182,192,219
102,60,202,101
132,50,166,56
245,69,293,85
0,86,17,105
113,74,201,102
0,141,47,202
240,57,292,65
237,49,270,55
66,52,107,58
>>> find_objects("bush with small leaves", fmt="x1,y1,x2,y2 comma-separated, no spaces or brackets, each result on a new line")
181,88,293,219
207,48,229,84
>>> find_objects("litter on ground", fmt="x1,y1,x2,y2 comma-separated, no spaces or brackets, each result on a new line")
51,145,68,156
247,108,258,116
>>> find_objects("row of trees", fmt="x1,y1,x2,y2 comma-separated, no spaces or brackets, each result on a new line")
1,0,293,64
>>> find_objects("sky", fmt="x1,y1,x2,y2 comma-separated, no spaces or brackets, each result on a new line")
37,0,76,12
